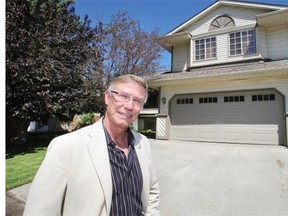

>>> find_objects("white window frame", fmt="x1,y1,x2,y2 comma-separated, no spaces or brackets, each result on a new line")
229,29,256,56
194,36,217,61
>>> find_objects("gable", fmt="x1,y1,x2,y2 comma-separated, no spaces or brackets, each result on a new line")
167,0,287,36
181,5,272,36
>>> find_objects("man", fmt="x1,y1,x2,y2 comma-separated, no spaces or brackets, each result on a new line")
24,74,160,216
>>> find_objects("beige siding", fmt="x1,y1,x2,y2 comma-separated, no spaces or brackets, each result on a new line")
172,43,188,72
267,26,288,60
184,6,269,36
190,31,260,68
182,6,272,68
160,76,288,115
191,34,228,67
258,27,268,58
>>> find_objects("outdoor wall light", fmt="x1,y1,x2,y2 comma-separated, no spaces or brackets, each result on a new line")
161,97,166,105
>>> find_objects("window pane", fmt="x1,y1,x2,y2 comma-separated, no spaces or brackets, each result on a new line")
195,37,217,60
230,29,256,56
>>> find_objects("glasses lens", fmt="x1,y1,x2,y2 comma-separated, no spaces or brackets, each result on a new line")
111,91,143,107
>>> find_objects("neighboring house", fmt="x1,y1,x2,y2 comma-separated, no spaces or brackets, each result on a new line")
147,0,288,145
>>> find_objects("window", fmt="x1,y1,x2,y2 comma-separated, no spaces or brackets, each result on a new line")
209,15,235,31
252,94,275,101
224,96,245,102
229,29,256,56
195,37,216,61
177,98,193,105
199,97,217,104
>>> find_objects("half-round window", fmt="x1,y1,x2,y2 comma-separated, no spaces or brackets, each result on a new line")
209,15,235,31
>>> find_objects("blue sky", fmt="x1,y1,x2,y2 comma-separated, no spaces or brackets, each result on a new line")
74,0,287,69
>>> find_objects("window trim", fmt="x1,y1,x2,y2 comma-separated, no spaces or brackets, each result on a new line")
194,36,217,61
229,28,256,56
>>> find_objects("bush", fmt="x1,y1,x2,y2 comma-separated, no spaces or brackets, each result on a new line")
77,113,96,128
138,129,156,138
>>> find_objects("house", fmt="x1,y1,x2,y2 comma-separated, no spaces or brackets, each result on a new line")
147,0,288,146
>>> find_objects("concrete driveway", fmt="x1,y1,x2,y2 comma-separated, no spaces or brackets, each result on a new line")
150,139,288,216
7,139,288,216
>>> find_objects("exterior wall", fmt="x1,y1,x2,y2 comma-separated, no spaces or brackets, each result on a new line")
159,76,288,114
156,115,170,139
172,43,188,71
172,6,281,69
258,27,268,58
183,6,269,35
189,28,262,68
267,25,288,60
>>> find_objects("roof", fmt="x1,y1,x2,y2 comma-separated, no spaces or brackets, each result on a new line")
167,0,288,35
147,59,288,86
256,8,288,27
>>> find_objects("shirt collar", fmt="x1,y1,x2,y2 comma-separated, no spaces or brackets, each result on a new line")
102,119,135,147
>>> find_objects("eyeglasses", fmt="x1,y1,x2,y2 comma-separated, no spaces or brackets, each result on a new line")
110,90,144,108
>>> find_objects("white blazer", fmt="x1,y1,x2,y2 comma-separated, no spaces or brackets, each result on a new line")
24,118,160,216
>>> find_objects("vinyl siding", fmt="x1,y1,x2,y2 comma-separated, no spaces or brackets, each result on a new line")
190,30,259,68
172,43,188,71
183,6,270,36
159,77,288,115
180,6,273,67
190,34,228,67
258,27,268,58
267,26,288,60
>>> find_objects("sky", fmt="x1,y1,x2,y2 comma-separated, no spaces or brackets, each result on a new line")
74,0,288,69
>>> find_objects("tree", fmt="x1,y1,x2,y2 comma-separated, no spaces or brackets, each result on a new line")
80,11,164,113
6,0,96,143
6,1,164,143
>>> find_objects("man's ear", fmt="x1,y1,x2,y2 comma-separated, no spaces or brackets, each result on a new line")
104,90,110,105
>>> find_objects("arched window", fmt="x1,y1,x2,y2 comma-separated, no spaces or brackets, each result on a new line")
209,15,235,31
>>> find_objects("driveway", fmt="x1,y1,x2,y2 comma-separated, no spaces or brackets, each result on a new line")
7,139,288,216
149,139,288,216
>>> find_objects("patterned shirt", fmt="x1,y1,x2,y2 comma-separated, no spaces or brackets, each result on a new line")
104,125,143,216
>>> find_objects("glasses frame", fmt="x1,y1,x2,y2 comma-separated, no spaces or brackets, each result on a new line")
110,90,144,108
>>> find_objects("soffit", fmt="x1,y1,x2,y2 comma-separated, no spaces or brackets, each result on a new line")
156,32,192,52
257,9,288,27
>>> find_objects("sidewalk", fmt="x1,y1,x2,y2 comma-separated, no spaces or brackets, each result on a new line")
6,183,31,216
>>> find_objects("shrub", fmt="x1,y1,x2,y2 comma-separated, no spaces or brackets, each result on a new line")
77,113,96,128
137,129,156,138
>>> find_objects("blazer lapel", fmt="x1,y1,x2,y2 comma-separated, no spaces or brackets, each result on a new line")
86,119,112,215
133,133,149,212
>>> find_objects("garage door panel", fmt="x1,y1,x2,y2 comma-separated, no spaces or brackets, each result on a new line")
173,126,197,139
170,91,283,145
198,131,219,140
252,132,278,144
223,132,247,142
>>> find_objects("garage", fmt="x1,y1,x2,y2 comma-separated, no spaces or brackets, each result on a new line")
170,90,284,145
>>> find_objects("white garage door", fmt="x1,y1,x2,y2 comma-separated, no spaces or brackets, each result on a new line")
170,90,284,145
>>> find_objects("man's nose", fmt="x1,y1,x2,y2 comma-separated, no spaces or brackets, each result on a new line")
123,98,134,109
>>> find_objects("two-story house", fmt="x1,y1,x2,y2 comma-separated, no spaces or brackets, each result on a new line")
147,0,288,145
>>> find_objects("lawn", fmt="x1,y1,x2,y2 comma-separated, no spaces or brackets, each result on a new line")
6,132,65,190
6,147,47,190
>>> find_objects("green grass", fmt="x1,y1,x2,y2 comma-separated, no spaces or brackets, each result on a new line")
6,147,47,190
6,132,66,190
